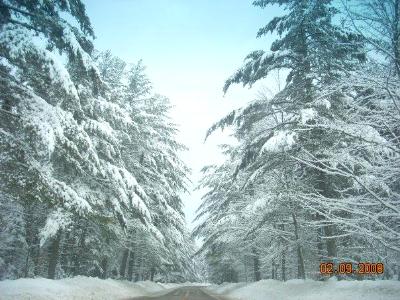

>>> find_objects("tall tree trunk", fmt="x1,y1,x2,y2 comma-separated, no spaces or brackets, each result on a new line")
47,232,61,279
24,201,41,277
150,267,156,281
31,230,41,277
279,223,286,281
134,254,141,282
271,258,276,279
281,250,286,281
24,250,30,278
72,226,87,276
296,28,313,103
324,224,337,259
313,213,325,281
60,231,70,276
314,213,324,263
127,251,135,281
244,256,248,282
252,248,261,281
292,212,306,279
317,227,324,260
317,170,337,261
101,257,108,279
119,249,129,278
32,248,40,276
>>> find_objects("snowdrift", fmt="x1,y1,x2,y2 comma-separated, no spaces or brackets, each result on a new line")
207,278,400,300
0,276,167,300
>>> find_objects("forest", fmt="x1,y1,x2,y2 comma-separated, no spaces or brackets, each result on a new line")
0,0,400,292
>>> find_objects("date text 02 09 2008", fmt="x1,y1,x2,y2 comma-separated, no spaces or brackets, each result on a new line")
319,262,384,275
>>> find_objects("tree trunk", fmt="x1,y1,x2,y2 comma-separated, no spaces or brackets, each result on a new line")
150,267,156,281
271,224,276,279
271,258,276,279
314,213,324,263
134,255,141,282
244,256,248,282
119,249,129,278
127,251,135,281
279,223,286,281
324,224,337,260
72,226,87,276
281,250,286,281
60,231,70,276
47,232,61,279
292,212,306,279
24,250,30,278
31,230,41,277
296,28,313,103
101,257,108,279
24,202,41,277
252,248,261,281
317,170,337,261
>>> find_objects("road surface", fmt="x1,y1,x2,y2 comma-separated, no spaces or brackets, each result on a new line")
126,286,227,300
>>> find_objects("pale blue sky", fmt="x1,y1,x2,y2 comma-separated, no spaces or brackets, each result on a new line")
83,0,282,227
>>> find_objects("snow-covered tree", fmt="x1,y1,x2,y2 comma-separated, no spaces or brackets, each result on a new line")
92,52,195,282
195,0,399,282
0,1,194,281
0,0,104,279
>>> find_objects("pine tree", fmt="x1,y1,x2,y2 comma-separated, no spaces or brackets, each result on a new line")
0,0,102,279
197,0,368,282
0,1,196,280
93,51,194,282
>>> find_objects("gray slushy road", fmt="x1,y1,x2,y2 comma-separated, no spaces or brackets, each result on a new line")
126,286,228,300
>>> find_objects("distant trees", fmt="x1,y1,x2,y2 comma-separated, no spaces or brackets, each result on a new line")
194,0,400,282
0,0,195,281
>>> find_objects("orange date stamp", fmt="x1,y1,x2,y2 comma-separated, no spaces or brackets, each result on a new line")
320,262,384,275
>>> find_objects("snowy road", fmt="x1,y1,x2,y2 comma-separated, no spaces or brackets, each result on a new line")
127,286,226,300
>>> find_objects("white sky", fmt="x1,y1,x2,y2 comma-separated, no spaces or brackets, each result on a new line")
83,0,281,228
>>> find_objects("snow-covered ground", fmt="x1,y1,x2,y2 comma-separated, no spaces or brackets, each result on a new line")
207,278,400,300
1,277,399,300
0,276,168,300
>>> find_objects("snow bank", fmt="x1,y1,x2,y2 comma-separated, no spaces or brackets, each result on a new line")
0,276,166,300
207,278,400,300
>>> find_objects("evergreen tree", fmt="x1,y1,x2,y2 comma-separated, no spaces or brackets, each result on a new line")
0,0,102,279
196,0,370,282
0,2,195,280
